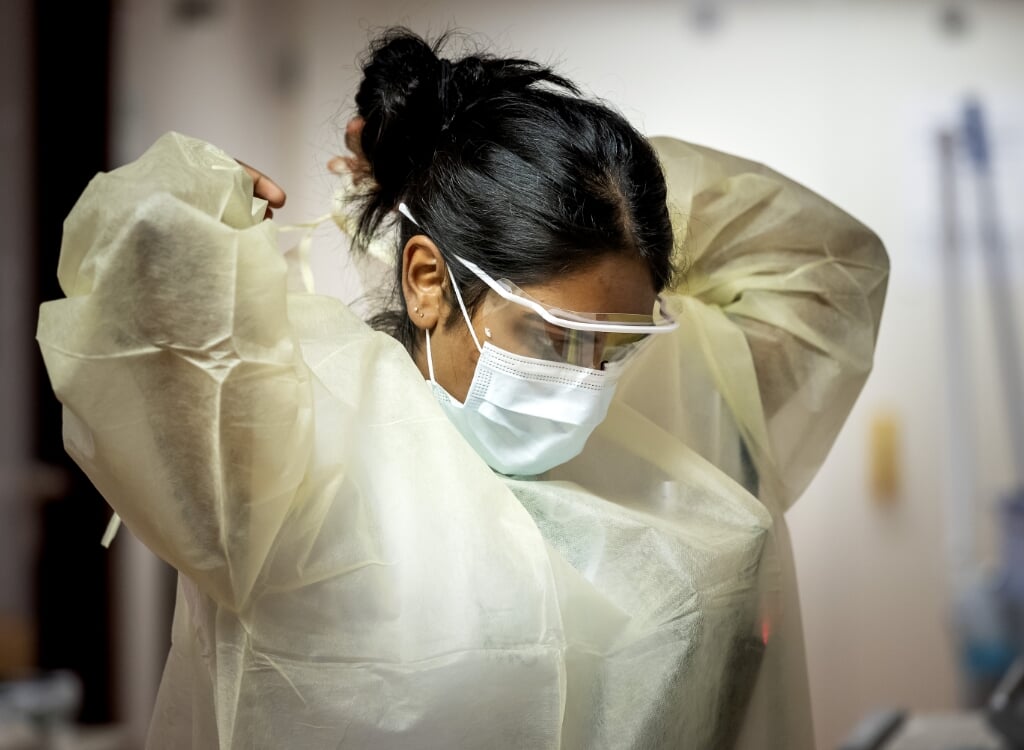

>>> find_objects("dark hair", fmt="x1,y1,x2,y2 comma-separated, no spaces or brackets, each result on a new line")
351,28,675,353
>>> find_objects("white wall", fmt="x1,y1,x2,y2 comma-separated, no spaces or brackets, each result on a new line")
111,1,1024,747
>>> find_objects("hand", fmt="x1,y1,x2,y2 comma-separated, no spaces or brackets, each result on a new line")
327,116,372,184
237,161,286,219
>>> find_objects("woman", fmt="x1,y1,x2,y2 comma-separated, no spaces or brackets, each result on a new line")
38,28,888,749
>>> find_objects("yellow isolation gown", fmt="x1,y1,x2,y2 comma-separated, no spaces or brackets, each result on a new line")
37,132,888,749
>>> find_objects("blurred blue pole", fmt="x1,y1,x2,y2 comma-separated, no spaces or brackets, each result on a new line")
963,100,1024,479
957,98,1024,705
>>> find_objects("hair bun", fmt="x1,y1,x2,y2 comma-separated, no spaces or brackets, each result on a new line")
354,30,449,205
350,28,580,246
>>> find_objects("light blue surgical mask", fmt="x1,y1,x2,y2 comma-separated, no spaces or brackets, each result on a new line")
425,269,622,477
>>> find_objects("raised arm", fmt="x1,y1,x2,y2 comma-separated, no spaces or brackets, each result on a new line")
651,136,889,509
37,132,312,611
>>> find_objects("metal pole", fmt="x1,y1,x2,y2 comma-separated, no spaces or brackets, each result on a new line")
963,100,1024,482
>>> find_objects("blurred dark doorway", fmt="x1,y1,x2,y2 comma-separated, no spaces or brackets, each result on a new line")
33,0,115,724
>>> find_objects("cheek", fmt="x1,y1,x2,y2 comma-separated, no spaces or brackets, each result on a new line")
434,322,482,402
457,327,483,377
452,342,479,380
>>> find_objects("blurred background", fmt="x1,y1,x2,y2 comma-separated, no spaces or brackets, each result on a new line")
2,0,1023,748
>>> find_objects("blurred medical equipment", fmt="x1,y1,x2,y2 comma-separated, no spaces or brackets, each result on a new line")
838,710,1009,750
0,671,123,750
989,658,1024,748
840,95,1024,750
0,671,80,749
838,658,1024,749
945,99,1024,707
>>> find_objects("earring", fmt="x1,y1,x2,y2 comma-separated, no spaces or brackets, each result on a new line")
414,306,424,318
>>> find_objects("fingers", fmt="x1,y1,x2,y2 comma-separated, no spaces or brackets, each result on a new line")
327,156,348,175
329,117,373,184
345,116,366,158
237,160,287,209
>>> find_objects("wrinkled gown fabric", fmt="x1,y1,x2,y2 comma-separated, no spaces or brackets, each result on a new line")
37,132,888,749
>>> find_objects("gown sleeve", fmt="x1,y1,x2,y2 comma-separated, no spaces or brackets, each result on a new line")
649,136,890,510
36,132,314,611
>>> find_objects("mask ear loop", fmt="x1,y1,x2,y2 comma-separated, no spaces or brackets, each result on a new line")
425,329,437,384
424,277,481,388
446,265,482,353
399,202,482,354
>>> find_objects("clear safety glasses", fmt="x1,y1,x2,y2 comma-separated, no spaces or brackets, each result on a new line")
454,256,678,369
398,202,679,368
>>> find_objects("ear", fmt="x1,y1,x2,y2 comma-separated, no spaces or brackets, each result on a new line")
401,235,448,331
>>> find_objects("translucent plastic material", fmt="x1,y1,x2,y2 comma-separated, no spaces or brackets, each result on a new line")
469,273,670,367
37,132,888,749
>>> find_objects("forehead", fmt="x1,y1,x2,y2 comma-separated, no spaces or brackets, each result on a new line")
514,253,658,315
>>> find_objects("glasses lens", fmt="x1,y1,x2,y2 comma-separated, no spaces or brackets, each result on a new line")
600,331,654,364
475,293,656,368
497,279,667,327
